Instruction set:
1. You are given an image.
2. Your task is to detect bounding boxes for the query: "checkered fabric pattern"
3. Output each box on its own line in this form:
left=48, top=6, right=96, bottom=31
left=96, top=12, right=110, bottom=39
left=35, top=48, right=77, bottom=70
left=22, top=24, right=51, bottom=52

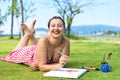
left=1, top=45, right=60, bottom=66
left=1, top=45, right=37, bottom=66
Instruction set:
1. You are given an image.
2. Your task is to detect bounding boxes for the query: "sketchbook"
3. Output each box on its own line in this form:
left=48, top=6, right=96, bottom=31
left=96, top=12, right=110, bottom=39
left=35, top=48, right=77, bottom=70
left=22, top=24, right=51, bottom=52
left=44, top=68, right=87, bottom=79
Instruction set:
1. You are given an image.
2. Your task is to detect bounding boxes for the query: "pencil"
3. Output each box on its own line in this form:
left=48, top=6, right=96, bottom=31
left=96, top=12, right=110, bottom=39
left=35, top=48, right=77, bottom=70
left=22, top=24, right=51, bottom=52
left=58, top=50, right=64, bottom=56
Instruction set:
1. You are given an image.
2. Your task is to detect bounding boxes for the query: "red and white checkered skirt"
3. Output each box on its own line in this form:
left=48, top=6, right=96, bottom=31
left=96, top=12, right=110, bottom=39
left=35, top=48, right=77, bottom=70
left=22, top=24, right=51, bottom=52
left=1, top=45, right=37, bottom=66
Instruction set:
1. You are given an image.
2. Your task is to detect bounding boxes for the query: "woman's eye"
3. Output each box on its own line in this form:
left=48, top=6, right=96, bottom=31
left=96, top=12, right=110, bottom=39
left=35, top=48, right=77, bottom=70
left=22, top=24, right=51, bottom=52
left=58, top=25, right=62, bottom=27
left=59, top=26, right=62, bottom=27
left=51, top=25, right=55, bottom=27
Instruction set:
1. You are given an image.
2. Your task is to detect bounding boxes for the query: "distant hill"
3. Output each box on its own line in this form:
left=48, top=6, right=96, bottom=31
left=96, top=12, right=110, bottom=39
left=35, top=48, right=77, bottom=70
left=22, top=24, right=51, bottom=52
left=71, top=24, right=120, bottom=32
left=35, top=28, right=48, bottom=32
left=1, top=24, right=119, bottom=36
left=71, top=24, right=120, bottom=36
left=34, top=25, right=120, bottom=36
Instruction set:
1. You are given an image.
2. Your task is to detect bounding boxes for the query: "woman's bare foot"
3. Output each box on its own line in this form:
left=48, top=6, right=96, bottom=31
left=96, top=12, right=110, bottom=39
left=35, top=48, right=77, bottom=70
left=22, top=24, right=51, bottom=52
left=21, top=23, right=31, bottom=36
left=30, top=20, right=36, bottom=34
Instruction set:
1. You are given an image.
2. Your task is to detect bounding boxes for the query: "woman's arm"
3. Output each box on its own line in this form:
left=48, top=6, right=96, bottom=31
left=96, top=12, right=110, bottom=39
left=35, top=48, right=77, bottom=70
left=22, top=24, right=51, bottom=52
left=62, top=37, right=70, bottom=56
left=58, top=37, right=70, bottom=66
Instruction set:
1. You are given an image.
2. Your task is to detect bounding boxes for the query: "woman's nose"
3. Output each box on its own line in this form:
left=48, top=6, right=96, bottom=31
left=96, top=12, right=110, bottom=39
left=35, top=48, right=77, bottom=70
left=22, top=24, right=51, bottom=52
left=54, top=26, right=58, bottom=29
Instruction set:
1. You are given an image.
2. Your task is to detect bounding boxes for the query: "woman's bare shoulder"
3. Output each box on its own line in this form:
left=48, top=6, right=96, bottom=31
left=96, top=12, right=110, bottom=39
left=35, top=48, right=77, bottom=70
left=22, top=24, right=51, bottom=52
left=38, top=36, right=48, bottom=41
left=64, top=36, right=70, bottom=43
left=37, top=36, right=48, bottom=44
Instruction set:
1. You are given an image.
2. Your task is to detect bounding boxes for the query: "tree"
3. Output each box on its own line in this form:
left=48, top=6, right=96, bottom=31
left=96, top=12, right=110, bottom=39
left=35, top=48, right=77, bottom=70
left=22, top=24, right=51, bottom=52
left=2, top=0, right=20, bottom=39
left=10, top=0, right=20, bottom=39
left=0, top=0, right=36, bottom=39
left=20, top=0, right=24, bottom=38
left=0, top=2, right=8, bottom=26
left=52, top=0, right=94, bottom=35
left=19, top=0, right=36, bottom=38
left=0, top=10, right=5, bottom=26
left=9, top=0, right=35, bottom=38
left=0, top=0, right=20, bottom=38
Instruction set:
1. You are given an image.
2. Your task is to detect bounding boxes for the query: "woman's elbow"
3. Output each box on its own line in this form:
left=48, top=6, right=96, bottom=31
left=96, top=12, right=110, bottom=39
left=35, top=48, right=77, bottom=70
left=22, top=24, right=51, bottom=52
left=38, top=65, right=49, bottom=72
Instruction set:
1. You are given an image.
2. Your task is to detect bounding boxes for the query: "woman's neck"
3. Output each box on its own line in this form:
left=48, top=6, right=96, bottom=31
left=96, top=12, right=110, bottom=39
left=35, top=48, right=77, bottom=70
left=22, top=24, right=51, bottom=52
left=48, top=36, right=63, bottom=48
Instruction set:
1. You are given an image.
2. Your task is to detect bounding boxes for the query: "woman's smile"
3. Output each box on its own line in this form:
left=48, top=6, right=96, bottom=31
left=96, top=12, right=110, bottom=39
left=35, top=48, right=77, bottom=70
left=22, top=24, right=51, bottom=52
left=52, top=29, right=61, bottom=35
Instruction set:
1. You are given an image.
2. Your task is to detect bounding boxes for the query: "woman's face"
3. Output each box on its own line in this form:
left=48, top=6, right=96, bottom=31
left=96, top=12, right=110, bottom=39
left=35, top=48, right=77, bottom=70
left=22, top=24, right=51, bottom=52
left=48, top=19, right=65, bottom=38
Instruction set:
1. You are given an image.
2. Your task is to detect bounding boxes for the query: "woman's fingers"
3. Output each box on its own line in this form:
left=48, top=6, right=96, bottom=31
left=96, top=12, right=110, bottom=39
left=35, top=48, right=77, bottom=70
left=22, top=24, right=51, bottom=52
left=59, top=55, right=69, bottom=65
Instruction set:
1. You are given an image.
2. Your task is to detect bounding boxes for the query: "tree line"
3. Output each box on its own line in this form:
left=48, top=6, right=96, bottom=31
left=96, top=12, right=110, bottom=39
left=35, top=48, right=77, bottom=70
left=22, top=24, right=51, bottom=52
left=0, top=0, right=97, bottom=39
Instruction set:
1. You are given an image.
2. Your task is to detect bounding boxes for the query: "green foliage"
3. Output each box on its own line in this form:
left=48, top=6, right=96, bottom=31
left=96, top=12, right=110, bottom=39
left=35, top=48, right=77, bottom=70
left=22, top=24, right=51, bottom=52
left=0, top=9, right=7, bottom=26
left=65, top=34, right=79, bottom=40
left=0, top=36, right=120, bottom=80
left=117, top=31, right=120, bottom=36
left=67, top=17, right=72, bottom=25
left=53, top=0, right=94, bottom=35
left=65, top=34, right=88, bottom=40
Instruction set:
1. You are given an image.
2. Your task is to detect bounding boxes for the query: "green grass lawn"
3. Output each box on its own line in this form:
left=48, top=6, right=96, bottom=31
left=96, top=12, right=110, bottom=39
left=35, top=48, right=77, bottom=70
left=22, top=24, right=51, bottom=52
left=0, top=36, right=120, bottom=80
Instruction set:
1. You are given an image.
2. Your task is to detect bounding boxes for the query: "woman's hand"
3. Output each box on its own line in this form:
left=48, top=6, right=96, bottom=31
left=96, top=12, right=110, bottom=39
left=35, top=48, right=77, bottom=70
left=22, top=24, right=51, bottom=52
left=59, top=55, right=69, bottom=66
left=29, top=63, right=39, bottom=71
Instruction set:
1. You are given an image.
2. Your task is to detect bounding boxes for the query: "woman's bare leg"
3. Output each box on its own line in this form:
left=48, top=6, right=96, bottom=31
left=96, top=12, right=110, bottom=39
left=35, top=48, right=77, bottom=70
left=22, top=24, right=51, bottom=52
left=29, top=20, right=37, bottom=45
left=30, top=20, right=36, bottom=34
left=29, top=20, right=39, bottom=70
left=14, top=24, right=31, bottom=50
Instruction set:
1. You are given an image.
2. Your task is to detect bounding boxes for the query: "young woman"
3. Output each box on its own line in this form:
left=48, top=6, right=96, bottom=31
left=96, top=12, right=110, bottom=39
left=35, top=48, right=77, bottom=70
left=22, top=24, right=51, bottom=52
left=1, top=16, right=70, bottom=72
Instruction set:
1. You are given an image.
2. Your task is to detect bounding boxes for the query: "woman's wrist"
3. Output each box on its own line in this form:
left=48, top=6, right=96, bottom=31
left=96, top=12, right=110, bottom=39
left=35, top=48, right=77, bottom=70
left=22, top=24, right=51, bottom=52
left=58, top=63, right=65, bottom=68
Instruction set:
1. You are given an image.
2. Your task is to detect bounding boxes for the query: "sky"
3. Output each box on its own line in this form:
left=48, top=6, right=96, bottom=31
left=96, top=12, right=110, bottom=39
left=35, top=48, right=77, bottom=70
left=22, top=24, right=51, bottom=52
left=0, top=0, right=120, bottom=34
